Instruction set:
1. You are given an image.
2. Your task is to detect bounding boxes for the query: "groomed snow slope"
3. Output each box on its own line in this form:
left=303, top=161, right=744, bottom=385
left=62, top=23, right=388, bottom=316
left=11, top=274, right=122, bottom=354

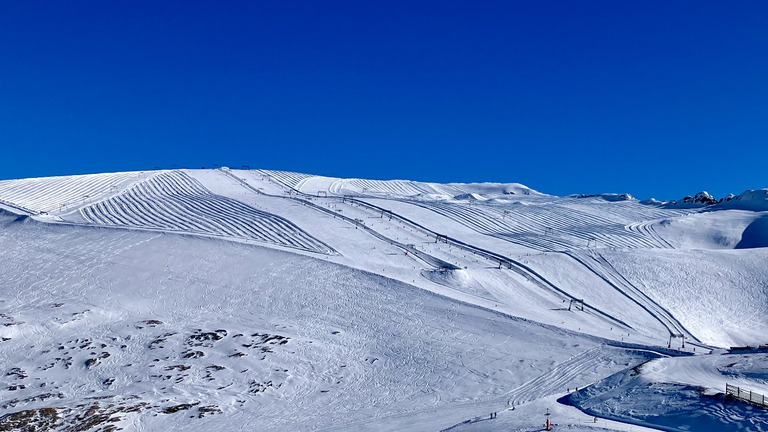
left=600, top=248, right=768, bottom=347
left=0, top=171, right=140, bottom=213
left=0, top=213, right=649, bottom=431
left=79, top=170, right=334, bottom=254
left=0, top=168, right=767, bottom=431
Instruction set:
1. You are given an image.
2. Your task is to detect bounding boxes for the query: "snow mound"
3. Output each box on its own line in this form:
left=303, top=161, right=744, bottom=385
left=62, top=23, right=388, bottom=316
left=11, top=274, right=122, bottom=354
left=452, top=193, right=487, bottom=201
left=447, top=182, right=544, bottom=197
left=649, top=210, right=761, bottom=250
left=420, top=268, right=490, bottom=298
left=640, top=198, right=662, bottom=205
left=735, top=215, right=768, bottom=249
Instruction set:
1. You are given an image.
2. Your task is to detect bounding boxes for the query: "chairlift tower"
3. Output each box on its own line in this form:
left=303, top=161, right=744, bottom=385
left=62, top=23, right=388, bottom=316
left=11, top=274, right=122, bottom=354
left=668, top=333, right=686, bottom=349
left=568, top=299, right=584, bottom=311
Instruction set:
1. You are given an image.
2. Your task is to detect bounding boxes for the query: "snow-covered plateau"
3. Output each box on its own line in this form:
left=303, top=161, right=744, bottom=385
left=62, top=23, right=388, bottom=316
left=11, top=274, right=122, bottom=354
left=0, top=168, right=766, bottom=431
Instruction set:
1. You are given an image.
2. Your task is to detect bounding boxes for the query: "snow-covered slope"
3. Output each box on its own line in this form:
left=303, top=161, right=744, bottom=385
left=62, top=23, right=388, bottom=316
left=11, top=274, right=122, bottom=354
left=720, top=189, right=768, bottom=211
left=0, top=171, right=140, bottom=213
left=0, top=168, right=766, bottom=431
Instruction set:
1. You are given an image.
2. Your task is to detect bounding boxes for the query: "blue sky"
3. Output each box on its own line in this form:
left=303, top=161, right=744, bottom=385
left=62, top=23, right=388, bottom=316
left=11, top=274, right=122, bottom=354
left=1, top=1, right=766, bottom=199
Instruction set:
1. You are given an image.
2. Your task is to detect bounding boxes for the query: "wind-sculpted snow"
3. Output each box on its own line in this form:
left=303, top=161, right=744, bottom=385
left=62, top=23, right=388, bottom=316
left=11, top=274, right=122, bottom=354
left=79, top=171, right=334, bottom=254
left=0, top=171, right=137, bottom=213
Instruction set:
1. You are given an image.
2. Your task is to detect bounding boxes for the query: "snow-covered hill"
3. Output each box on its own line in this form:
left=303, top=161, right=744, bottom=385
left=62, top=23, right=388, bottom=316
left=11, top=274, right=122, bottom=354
left=0, top=168, right=766, bottom=431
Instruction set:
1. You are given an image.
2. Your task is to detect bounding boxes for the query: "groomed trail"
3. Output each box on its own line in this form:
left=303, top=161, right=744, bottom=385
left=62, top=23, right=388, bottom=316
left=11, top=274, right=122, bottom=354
left=79, top=170, right=335, bottom=254
left=0, top=171, right=139, bottom=213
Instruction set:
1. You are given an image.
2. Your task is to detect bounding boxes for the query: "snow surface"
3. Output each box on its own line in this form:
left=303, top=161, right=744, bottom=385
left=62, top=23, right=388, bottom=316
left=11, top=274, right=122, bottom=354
left=0, top=168, right=766, bottom=431
left=720, top=189, right=768, bottom=211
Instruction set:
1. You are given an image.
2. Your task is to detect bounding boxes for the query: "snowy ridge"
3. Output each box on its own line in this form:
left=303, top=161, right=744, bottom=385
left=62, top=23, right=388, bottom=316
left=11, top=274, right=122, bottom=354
left=719, top=189, right=768, bottom=211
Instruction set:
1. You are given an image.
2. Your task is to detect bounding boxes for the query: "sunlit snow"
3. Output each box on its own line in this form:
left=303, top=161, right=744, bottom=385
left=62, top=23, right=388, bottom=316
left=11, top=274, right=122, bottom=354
left=0, top=168, right=766, bottom=431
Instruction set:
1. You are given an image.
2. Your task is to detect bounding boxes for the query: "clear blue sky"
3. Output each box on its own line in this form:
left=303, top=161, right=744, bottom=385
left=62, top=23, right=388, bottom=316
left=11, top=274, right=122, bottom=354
left=1, top=1, right=766, bottom=199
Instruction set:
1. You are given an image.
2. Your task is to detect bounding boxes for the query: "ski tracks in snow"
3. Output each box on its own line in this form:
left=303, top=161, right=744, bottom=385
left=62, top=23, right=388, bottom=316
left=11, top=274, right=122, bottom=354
left=506, top=347, right=601, bottom=405
left=565, top=250, right=698, bottom=343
